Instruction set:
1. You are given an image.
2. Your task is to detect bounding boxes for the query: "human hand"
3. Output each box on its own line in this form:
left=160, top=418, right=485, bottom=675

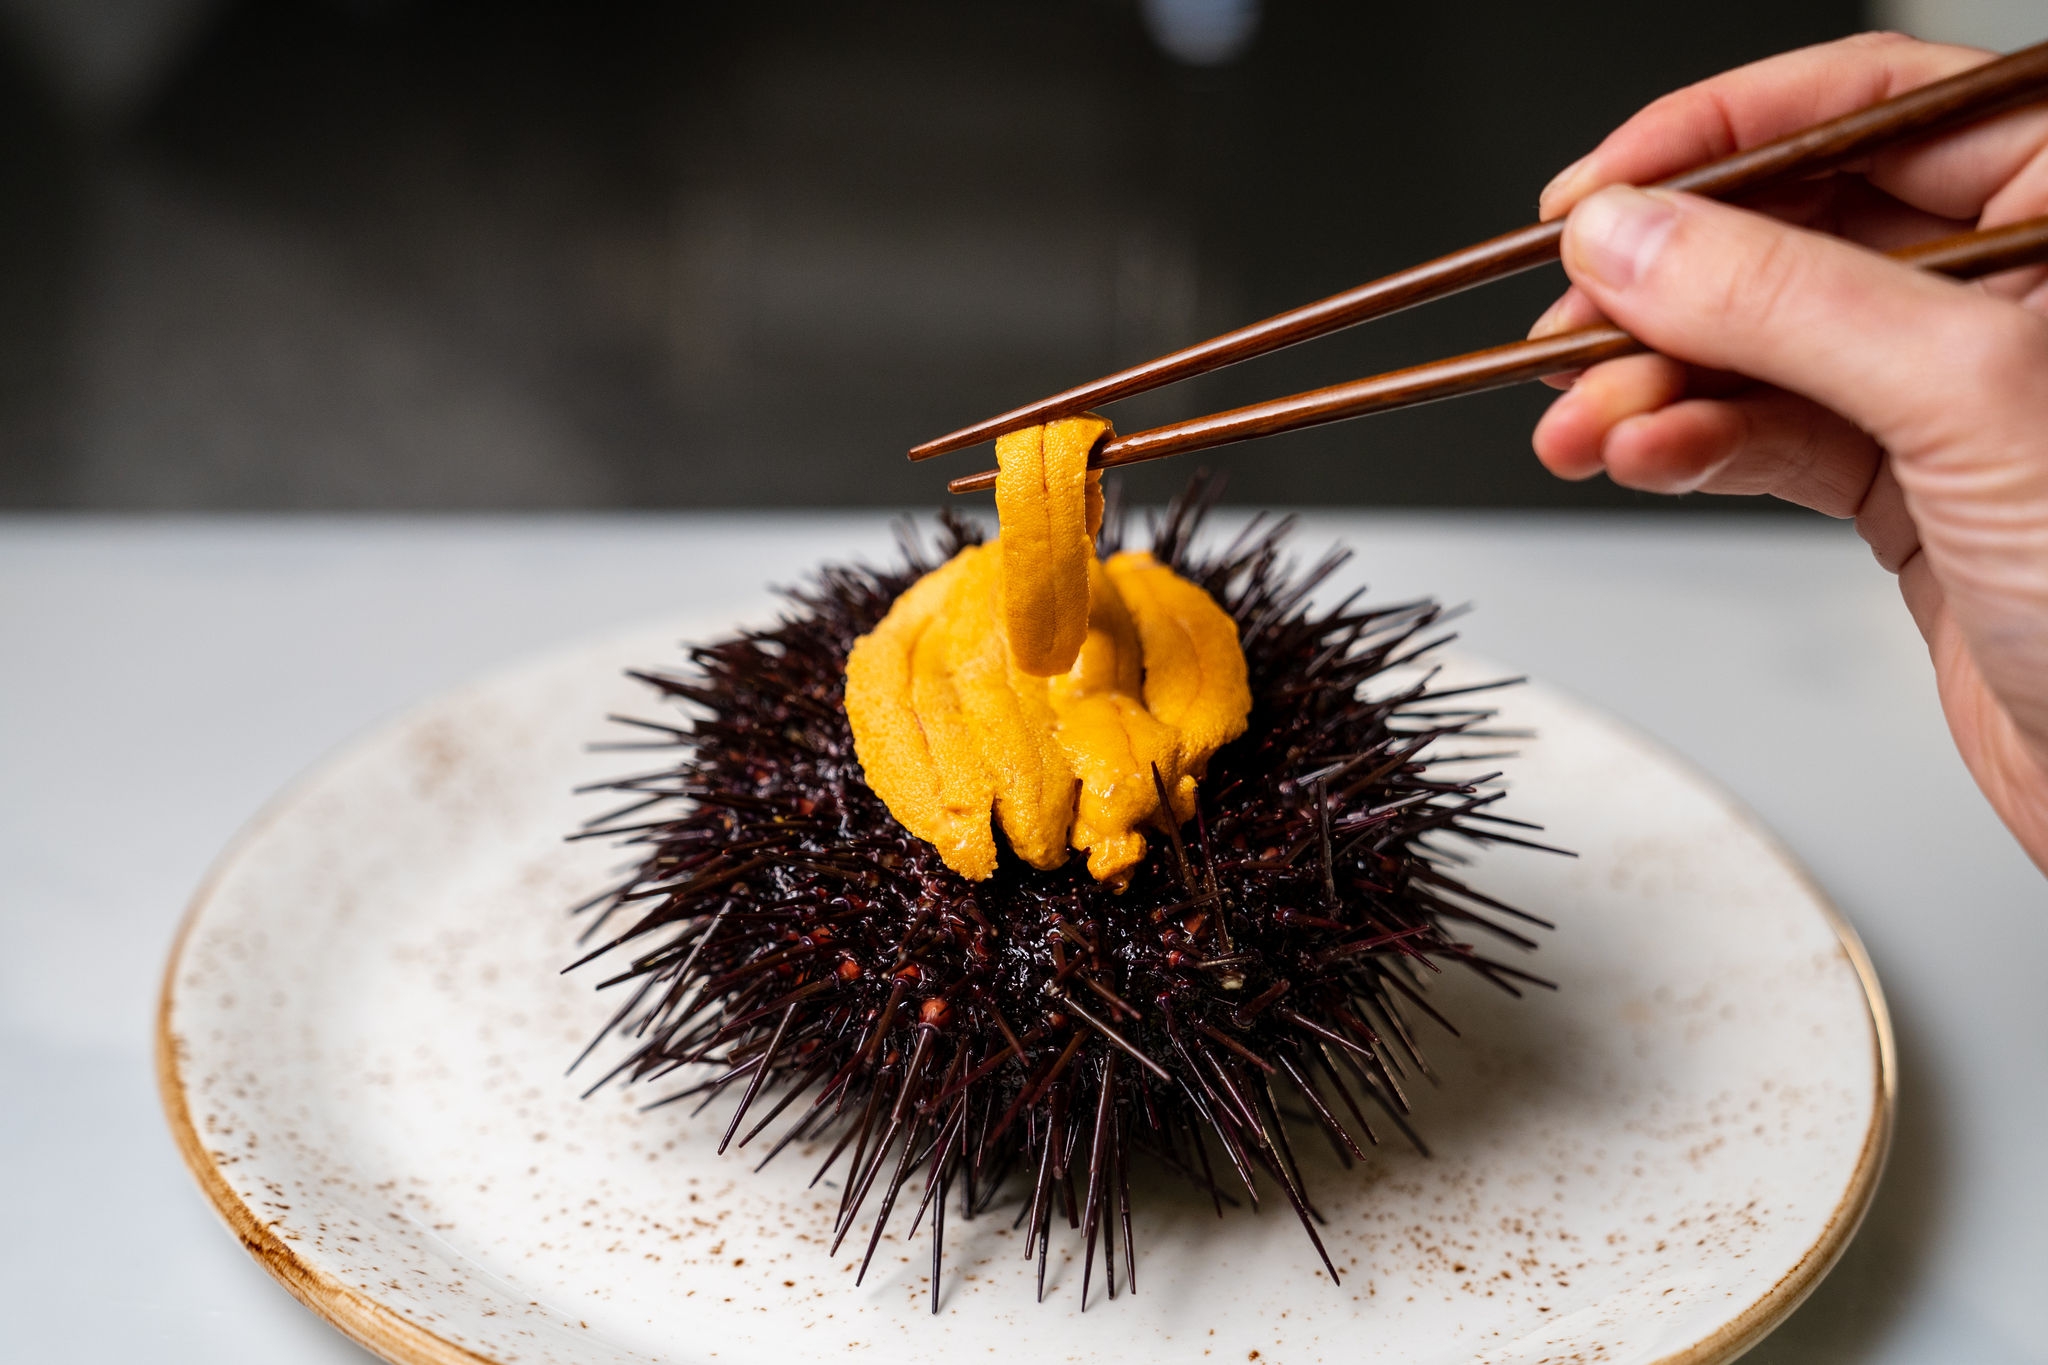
left=1527, top=32, right=2048, bottom=873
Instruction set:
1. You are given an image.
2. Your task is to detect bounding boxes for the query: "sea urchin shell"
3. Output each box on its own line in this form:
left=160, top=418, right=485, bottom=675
left=567, top=477, right=1556, bottom=1310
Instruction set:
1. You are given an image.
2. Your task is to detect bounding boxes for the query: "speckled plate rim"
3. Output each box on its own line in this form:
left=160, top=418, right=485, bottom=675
left=155, top=645, right=1896, bottom=1365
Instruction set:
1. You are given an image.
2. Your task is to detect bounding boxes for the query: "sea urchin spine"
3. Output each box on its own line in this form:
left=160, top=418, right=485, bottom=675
left=567, top=477, right=1558, bottom=1310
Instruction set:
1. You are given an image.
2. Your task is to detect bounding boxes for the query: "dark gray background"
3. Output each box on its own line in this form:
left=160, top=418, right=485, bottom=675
left=0, top=0, right=1873, bottom=510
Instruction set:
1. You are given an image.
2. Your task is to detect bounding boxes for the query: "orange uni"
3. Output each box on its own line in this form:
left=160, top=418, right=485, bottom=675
left=845, top=419, right=1249, bottom=885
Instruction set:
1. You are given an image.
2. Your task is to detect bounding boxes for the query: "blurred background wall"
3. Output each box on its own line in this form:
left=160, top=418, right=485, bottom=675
left=0, top=0, right=2034, bottom=511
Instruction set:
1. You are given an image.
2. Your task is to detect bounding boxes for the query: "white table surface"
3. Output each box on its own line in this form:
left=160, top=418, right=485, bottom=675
left=2, top=512, right=2042, bottom=1364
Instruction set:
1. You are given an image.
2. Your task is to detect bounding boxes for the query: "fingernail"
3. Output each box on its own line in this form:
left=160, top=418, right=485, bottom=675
left=1564, top=185, right=1680, bottom=292
left=1539, top=154, right=1592, bottom=216
left=1528, top=294, right=1573, bottom=338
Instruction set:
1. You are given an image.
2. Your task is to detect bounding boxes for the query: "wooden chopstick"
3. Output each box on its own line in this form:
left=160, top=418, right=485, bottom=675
left=944, top=214, right=2048, bottom=493
left=912, top=38, right=2048, bottom=466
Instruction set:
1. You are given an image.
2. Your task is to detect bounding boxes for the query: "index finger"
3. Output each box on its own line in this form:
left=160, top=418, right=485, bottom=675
left=1540, top=33, right=2048, bottom=225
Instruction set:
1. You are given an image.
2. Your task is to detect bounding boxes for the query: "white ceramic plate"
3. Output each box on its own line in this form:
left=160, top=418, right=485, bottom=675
left=158, top=619, right=1891, bottom=1365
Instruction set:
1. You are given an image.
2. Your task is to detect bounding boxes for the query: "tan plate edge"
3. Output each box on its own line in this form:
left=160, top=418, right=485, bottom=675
left=1647, top=846, right=1898, bottom=1365
left=156, top=802, right=493, bottom=1365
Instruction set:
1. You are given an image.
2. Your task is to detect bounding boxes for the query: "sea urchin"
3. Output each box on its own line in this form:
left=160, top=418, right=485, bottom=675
left=566, top=478, right=1555, bottom=1310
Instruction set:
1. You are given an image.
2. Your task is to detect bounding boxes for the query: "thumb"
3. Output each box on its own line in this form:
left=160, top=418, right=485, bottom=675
left=1559, top=186, right=2047, bottom=460
left=1560, top=184, right=2048, bottom=741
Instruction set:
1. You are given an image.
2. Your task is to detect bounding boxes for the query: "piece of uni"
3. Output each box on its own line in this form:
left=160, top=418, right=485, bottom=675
left=1104, top=549, right=1251, bottom=771
left=936, top=543, right=1074, bottom=871
left=1044, top=559, right=1185, bottom=883
left=995, top=415, right=1107, bottom=677
left=844, top=421, right=1252, bottom=883
left=843, top=550, right=999, bottom=879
